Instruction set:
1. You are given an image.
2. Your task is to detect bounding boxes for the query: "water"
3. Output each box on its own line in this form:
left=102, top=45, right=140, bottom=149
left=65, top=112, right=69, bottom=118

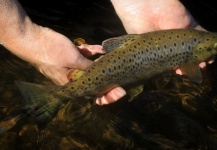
left=1, top=0, right=217, bottom=149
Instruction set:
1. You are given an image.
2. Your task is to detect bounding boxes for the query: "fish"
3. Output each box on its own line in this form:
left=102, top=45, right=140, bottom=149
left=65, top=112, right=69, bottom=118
left=1, top=28, right=217, bottom=132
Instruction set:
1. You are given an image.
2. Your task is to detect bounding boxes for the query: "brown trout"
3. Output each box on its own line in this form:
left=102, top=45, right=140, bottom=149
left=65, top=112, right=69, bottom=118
left=2, top=28, right=217, bottom=129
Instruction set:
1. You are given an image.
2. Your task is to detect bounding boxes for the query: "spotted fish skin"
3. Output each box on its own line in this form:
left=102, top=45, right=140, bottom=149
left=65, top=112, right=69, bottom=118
left=11, top=29, right=217, bottom=127
left=62, top=29, right=217, bottom=97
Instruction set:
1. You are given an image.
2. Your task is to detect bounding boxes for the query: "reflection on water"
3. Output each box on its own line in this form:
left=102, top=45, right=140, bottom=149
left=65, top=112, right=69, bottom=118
left=1, top=0, right=217, bottom=149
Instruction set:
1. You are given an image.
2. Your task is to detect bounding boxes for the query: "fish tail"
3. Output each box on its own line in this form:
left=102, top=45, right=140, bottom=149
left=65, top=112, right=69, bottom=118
left=0, top=81, right=68, bottom=133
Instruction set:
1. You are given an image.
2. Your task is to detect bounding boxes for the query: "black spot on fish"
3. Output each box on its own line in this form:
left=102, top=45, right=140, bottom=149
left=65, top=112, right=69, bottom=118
left=148, top=42, right=151, bottom=45
left=170, top=48, right=173, bottom=52
left=102, top=70, right=105, bottom=73
left=108, top=68, right=112, bottom=72
left=174, top=43, right=177, bottom=47
left=194, top=38, right=197, bottom=42
left=181, top=42, right=185, bottom=46
left=88, top=78, right=91, bottom=81
left=164, top=45, right=167, bottom=49
left=134, top=45, right=137, bottom=49
left=96, top=77, right=99, bottom=80
left=188, top=45, right=191, bottom=50
left=143, top=39, right=146, bottom=43
left=154, top=53, right=157, bottom=57
left=169, top=37, right=172, bottom=40
left=177, top=35, right=180, bottom=38
left=206, top=38, right=210, bottom=41
left=71, top=86, right=74, bottom=90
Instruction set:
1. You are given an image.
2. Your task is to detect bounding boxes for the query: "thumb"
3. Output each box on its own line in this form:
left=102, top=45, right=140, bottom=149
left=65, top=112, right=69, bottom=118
left=71, top=55, right=93, bottom=70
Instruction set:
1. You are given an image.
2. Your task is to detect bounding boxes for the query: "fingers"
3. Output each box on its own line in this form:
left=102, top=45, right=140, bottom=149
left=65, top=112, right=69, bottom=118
left=77, top=44, right=105, bottom=57
left=95, top=87, right=126, bottom=105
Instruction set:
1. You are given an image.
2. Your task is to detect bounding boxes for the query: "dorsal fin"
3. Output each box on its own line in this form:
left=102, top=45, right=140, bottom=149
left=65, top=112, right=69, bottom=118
left=102, top=34, right=138, bottom=52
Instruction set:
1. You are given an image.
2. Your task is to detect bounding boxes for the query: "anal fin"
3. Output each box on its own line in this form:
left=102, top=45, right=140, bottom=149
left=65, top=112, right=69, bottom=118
left=179, top=62, right=202, bottom=84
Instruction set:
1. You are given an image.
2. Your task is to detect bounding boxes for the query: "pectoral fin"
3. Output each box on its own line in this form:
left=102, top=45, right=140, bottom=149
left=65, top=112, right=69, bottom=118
left=179, top=62, right=202, bottom=84
left=127, top=84, right=144, bottom=102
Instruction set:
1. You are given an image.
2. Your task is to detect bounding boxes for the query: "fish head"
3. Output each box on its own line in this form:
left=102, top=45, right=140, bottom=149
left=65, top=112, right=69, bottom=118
left=192, top=35, right=217, bottom=64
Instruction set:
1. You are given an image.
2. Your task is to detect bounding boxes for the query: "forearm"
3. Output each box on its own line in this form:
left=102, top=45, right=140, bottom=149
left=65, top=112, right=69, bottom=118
left=0, top=0, right=40, bottom=63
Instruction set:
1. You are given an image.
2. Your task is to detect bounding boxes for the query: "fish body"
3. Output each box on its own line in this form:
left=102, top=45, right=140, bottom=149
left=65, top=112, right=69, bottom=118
left=2, top=29, right=217, bottom=129
left=63, top=29, right=217, bottom=97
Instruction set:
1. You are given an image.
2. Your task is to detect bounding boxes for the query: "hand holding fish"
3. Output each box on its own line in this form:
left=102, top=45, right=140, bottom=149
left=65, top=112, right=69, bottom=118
left=97, top=0, right=207, bottom=105
left=0, top=0, right=210, bottom=107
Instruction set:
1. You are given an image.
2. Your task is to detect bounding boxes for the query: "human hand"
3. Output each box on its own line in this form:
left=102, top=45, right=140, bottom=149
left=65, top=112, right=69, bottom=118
left=111, top=0, right=205, bottom=34
left=0, top=0, right=96, bottom=85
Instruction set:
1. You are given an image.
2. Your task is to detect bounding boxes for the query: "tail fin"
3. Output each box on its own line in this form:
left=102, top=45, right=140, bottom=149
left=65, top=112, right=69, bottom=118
left=0, top=81, right=67, bottom=133
left=15, top=81, right=68, bottom=124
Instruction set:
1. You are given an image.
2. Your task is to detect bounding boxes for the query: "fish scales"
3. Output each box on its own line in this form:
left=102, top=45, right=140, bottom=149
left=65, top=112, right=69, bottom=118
left=62, top=29, right=214, bottom=97
left=2, top=28, right=217, bottom=130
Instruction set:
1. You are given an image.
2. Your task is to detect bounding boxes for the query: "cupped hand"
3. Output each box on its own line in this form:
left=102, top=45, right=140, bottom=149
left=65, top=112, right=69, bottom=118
left=111, top=0, right=205, bottom=34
